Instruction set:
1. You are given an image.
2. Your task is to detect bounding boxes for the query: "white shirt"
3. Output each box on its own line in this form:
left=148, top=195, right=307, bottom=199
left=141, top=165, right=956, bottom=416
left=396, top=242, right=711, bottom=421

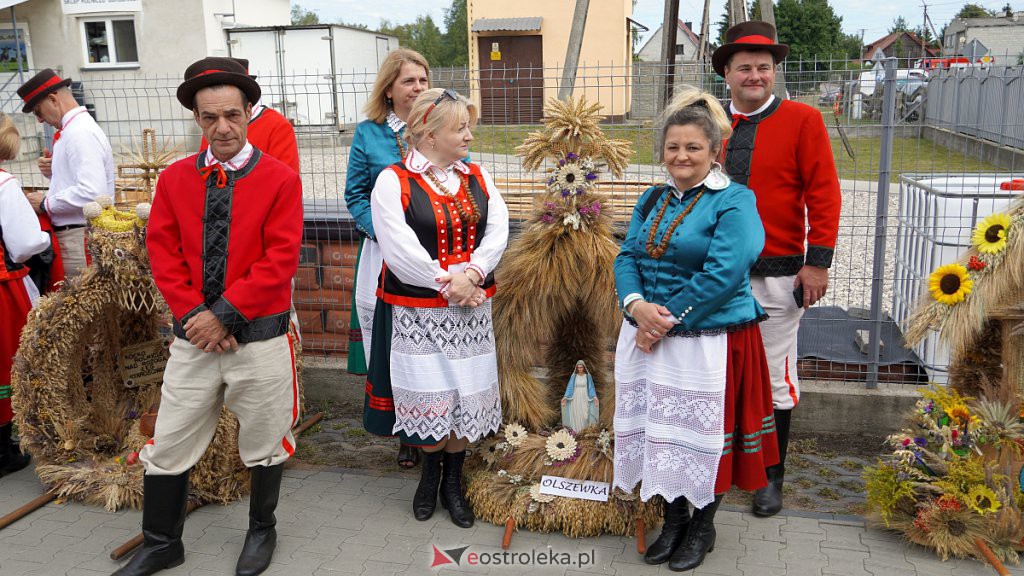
left=204, top=141, right=255, bottom=169
left=370, top=146, right=509, bottom=292
left=1, top=172, right=50, bottom=303
left=45, top=106, right=116, bottom=227
left=729, top=94, right=776, bottom=117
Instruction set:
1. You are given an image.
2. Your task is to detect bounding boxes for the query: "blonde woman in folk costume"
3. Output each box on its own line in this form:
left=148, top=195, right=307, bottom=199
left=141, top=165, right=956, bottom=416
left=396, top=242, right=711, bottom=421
left=613, top=89, right=778, bottom=572
left=345, top=48, right=430, bottom=469
left=364, top=88, right=508, bottom=528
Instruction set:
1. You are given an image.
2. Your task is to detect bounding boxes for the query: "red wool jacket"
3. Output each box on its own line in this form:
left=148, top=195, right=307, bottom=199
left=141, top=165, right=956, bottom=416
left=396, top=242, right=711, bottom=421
left=147, top=150, right=303, bottom=342
left=723, top=99, right=842, bottom=276
left=200, top=106, right=300, bottom=174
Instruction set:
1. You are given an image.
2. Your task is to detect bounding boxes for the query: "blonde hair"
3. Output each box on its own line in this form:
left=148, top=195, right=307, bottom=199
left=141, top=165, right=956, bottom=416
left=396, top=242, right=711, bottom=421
left=0, top=114, right=20, bottom=161
left=364, top=48, right=431, bottom=123
left=656, top=87, right=732, bottom=161
left=404, top=88, right=477, bottom=148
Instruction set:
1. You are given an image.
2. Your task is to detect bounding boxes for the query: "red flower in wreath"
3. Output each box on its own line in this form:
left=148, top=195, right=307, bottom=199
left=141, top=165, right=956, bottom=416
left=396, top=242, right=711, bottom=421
left=967, top=256, right=986, bottom=271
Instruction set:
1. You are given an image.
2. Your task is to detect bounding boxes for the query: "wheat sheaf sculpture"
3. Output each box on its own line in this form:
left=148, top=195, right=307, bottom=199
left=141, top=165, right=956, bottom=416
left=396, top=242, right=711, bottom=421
left=12, top=197, right=257, bottom=510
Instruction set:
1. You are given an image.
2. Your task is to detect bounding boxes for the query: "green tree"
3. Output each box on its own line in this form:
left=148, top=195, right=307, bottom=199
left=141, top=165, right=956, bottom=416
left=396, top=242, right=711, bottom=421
left=440, top=0, right=468, bottom=67
left=889, top=16, right=910, bottom=34
left=715, top=7, right=730, bottom=44
left=954, top=3, right=995, bottom=19
left=290, top=3, right=319, bottom=25
left=774, top=0, right=860, bottom=63
left=381, top=15, right=445, bottom=66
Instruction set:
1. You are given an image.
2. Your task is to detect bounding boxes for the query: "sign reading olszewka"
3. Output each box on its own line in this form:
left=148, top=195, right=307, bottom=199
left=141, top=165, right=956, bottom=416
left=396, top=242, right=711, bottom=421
left=538, top=475, right=610, bottom=502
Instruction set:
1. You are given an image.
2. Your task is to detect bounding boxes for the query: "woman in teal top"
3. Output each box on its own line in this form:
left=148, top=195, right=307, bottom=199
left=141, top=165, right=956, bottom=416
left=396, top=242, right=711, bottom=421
left=612, top=90, right=779, bottom=572
left=344, top=48, right=429, bottom=468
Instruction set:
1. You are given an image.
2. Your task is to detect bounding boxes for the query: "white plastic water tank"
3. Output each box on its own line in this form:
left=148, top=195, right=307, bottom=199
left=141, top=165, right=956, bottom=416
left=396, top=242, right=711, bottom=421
left=892, top=173, right=1020, bottom=383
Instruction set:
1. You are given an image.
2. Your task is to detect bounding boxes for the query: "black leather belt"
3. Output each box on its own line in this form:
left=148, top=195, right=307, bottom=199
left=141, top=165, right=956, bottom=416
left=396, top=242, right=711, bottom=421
left=52, top=224, right=85, bottom=232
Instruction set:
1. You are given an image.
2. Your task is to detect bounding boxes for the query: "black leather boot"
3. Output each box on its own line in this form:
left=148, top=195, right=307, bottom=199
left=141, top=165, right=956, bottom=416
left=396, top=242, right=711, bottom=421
left=668, top=495, right=722, bottom=572
left=439, top=450, right=474, bottom=528
left=644, top=497, right=690, bottom=565
left=0, top=422, right=30, bottom=476
left=753, top=408, right=792, bottom=517
left=112, top=472, right=189, bottom=576
left=235, top=463, right=284, bottom=576
left=413, top=450, right=443, bottom=521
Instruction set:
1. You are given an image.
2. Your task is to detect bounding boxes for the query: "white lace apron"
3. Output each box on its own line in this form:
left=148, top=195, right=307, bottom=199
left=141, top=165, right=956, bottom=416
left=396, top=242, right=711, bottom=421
left=613, top=320, right=727, bottom=508
left=389, top=300, right=502, bottom=442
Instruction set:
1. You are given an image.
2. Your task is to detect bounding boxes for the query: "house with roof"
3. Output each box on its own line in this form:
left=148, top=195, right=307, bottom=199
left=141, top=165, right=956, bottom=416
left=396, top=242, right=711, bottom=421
left=637, top=20, right=703, bottom=63
left=943, top=12, right=1024, bottom=64
left=862, top=30, right=938, bottom=67
left=466, top=1, right=635, bottom=123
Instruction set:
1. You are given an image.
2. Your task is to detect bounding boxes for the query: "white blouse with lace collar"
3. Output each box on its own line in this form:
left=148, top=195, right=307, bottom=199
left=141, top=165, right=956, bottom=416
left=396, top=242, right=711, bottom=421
left=386, top=110, right=406, bottom=134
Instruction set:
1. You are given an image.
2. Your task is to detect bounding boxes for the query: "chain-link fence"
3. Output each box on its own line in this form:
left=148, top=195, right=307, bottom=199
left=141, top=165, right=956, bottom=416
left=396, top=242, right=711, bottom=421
left=2, top=58, right=1020, bottom=386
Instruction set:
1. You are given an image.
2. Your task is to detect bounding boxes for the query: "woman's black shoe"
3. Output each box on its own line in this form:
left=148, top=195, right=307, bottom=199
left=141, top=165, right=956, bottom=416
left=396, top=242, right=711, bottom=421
left=668, top=495, right=722, bottom=572
left=413, top=450, right=443, bottom=520
left=644, top=496, right=690, bottom=564
left=439, top=450, right=474, bottom=528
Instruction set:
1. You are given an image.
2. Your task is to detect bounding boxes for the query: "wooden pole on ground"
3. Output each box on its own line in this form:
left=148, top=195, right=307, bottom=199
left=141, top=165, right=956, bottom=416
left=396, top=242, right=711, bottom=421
left=502, top=516, right=516, bottom=549
left=974, top=537, right=1011, bottom=576
left=636, top=518, right=647, bottom=553
left=0, top=490, right=56, bottom=531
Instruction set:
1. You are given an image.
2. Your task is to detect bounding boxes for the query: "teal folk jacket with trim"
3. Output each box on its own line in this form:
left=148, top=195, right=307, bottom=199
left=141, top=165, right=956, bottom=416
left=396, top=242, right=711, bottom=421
left=614, top=181, right=766, bottom=334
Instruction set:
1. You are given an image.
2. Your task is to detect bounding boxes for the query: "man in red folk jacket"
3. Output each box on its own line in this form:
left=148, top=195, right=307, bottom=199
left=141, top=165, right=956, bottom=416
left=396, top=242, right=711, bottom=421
left=713, top=22, right=842, bottom=518
left=114, top=57, right=302, bottom=576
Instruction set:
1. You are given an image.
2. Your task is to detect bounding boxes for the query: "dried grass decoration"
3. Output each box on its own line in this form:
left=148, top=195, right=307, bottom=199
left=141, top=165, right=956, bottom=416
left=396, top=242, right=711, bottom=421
left=468, top=96, right=658, bottom=539
left=11, top=195, right=303, bottom=511
left=871, top=189, right=1024, bottom=562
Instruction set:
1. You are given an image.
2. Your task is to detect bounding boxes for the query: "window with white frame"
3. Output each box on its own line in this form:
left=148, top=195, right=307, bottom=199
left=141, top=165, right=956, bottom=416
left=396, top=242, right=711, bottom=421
left=81, top=17, right=138, bottom=66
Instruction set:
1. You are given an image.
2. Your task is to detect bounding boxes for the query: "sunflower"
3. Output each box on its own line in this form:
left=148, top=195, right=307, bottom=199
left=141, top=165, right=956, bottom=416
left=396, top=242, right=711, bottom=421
left=907, top=503, right=988, bottom=561
left=481, top=439, right=501, bottom=465
left=547, top=161, right=595, bottom=197
left=545, top=429, right=578, bottom=461
left=972, top=213, right=1011, bottom=255
left=967, top=485, right=1002, bottom=514
left=504, top=423, right=528, bottom=447
left=529, top=483, right=555, bottom=503
left=928, top=263, right=973, bottom=305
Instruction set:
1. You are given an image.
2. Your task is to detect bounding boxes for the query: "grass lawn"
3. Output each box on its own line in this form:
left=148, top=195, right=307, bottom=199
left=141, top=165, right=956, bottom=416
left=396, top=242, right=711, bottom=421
left=472, top=124, right=1002, bottom=183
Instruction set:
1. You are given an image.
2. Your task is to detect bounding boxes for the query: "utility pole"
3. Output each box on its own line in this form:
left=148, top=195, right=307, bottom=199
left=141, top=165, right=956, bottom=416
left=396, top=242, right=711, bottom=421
left=658, top=0, right=681, bottom=110
left=920, top=1, right=928, bottom=60
left=728, top=0, right=746, bottom=26
left=558, top=0, right=590, bottom=99
left=759, top=0, right=787, bottom=99
left=697, top=0, right=711, bottom=63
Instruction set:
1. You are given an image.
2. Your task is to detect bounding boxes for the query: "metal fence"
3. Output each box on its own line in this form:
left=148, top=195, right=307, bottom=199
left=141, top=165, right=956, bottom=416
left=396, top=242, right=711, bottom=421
left=3, top=57, right=1021, bottom=387
left=926, top=65, right=1024, bottom=149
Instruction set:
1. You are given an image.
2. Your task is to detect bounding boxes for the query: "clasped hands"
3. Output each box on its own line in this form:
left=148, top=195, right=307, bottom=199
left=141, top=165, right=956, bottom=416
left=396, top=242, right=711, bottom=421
left=437, top=269, right=486, bottom=308
left=184, top=310, right=238, bottom=354
left=628, top=301, right=675, bottom=354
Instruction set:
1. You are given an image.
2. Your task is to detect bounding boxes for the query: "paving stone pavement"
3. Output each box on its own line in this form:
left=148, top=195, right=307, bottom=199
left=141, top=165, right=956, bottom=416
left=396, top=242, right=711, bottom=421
left=2, top=465, right=1023, bottom=576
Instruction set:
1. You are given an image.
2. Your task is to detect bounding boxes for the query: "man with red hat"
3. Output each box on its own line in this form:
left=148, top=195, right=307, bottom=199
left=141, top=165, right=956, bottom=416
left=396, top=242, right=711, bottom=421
left=712, top=21, right=842, bottom=518
left=198, top=58, right=299, bottom=174
left=17, top=69, right=115, bottom=279
left=112, top=57, right=302, bottom=576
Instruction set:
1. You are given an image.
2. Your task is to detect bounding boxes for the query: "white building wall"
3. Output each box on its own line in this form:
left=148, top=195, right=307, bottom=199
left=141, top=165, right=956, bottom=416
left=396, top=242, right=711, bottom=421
left=963, top=27, right=1024, bottom=62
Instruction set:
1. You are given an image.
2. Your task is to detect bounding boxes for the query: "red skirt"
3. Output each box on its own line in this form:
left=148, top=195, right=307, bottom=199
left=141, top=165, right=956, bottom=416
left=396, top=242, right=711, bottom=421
left=0, top=278, right=32, bottom=425
left=714, top=323, right=780, bottom=494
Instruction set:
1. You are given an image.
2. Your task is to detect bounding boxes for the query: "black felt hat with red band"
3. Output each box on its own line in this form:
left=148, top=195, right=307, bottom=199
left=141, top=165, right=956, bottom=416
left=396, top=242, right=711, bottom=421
left=17, top=69, right=73, bottom=113
left=176, top=57, right=261, bottom=110
left=711, top=21, right=790, bottom=77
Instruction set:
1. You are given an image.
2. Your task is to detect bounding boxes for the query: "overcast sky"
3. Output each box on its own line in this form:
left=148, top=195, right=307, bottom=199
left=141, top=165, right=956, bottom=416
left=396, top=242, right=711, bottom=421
left=296, top=0, right=1014, bottom=46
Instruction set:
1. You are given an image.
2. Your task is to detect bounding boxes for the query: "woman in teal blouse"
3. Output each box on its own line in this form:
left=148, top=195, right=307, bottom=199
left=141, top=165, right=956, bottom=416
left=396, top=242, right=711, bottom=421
left=345, top=48, right=429, bottom=468
left=612, top=90, right=779, bottom=572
